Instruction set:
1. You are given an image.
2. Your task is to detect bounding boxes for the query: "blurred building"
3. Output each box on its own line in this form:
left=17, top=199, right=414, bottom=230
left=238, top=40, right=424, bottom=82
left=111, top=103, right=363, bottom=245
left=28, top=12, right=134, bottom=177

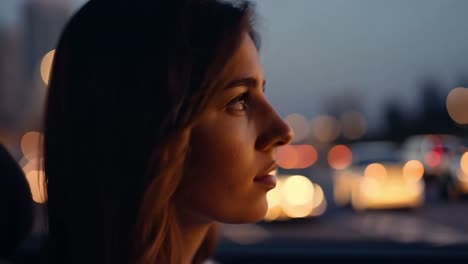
left=20, top=0, right=71, bottom=128
left=0, top=27, right=22, bottom=130
left=23, top=0, right=70, bottom=81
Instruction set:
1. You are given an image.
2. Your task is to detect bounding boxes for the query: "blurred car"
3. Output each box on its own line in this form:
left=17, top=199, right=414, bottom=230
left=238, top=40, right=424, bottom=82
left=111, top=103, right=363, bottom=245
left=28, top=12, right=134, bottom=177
left=264, top=173, right=327, bottom=221
left=333, top=141, right=425, bottom=210
left=443, top=151, right=468, bottom=200
left=402, top=134, right=461, bottom=183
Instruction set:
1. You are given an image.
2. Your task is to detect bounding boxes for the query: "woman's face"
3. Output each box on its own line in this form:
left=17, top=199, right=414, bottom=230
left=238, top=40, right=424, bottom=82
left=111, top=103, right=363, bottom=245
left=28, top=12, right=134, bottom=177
left=177, top=33, right=293, bottom=224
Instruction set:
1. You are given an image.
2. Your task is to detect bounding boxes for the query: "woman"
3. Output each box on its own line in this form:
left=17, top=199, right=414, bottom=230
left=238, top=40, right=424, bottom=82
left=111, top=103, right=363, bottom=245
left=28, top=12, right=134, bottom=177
left=43, top=0, right=293, bottom=263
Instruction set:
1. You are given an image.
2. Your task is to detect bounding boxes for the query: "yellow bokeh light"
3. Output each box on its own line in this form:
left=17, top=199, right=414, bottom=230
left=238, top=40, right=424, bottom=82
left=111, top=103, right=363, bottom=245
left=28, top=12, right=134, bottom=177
left=25, top=170, right=47, bottom=204
left=311, top=184, right=324, bottom=209
left=264, top=206, right=282, bottom=222
left=40, top=49, right=55, bottom=86
left=266, top=181, right=282, bottom=208
left=282, top=175, right=314, bottom=206
left=460, top=152, right=468, bottom=176
left=446, top=87, right=468, bottom=124
left=364, top=163, right=387, bottom=179
left=360, top=177, right=380, bottom=198
left=310, top=184, right=327, bottom=217
left=333, top=175, right=353, bottom=206
left=282, top=204, right=313, bottom=218
left=21, top=131, right=43, bottom=161
left=403, top=160, right=424, bottom=182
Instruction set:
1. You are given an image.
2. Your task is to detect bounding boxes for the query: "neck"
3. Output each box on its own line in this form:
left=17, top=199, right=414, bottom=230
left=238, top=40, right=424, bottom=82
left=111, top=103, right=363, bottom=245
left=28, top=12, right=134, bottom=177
left=177, top=211, right=214, bottom=264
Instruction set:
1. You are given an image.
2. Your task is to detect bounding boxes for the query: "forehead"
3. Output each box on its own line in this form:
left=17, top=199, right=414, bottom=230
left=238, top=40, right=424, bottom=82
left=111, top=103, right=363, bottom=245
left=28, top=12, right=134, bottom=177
left=226, top=33, right=263, bottom=80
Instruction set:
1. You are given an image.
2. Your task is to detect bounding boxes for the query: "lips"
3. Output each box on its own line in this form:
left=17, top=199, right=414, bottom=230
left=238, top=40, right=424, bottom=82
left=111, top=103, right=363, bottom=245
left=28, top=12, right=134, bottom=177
left=253, top=162, right=278, bottom=189
left=253, top=174, right=277, bottom=188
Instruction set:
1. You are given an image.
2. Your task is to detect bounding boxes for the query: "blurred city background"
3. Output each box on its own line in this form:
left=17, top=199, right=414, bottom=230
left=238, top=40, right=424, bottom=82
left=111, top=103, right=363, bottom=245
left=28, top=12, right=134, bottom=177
left=1, top=0, right=468, bottom=262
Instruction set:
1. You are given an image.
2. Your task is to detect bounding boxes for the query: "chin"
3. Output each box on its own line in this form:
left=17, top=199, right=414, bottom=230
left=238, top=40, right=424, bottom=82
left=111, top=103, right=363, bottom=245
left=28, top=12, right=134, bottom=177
left=219, top=197, right=268, bottom=224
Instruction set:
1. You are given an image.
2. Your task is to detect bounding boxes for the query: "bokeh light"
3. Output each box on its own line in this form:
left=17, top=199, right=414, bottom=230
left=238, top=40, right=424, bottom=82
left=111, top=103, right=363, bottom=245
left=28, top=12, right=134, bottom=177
left=265, top=180, right=283, bottom=222
left=403, top=160, right=424, bottom=182
left=425, top=151, right=441, bottom=168
left=40, top=49, right=55, bottom=86
left=360, top=177, right=380, bottom=198
left=276, top=145, right=299, bottom=169
left=460, top=152, right=468, bottom=176
left=327, top=144, right=352, bottom=169
left=263, top=206, right=282, bottom=222
left=295, top=144, right=318, bottom=168
left=310, top=184, right=327, bottom=217
left=22, top=157, right=42, bottom=175
left=284, top=113, right=309, bottom=143
left=21, top=131, right=43, bottom=161
left=446, top=87, right=468, bottom=124
left=276, top=144, right=318, bottom=169
left=25, top=170, right=47, bottom=204
left=265, top=176, right=327, bottom=221
left=282, top=204, right=312, bottom=219
left=282, top=175, right=314, bottom=206
left=266, top=180, right=282, bottom=208
left=281, top=176, right=320, bottom=219
left=311, top=115, right=341, bottom=144
left=364, top=163, right=387, bottom=180
left=340, top=111, right=367, bottom=140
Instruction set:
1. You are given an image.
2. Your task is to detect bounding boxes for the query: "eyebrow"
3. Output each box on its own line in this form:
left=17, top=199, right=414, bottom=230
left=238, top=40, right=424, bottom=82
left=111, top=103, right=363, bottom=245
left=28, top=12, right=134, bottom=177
left=224, top=77, right=266, bottom=92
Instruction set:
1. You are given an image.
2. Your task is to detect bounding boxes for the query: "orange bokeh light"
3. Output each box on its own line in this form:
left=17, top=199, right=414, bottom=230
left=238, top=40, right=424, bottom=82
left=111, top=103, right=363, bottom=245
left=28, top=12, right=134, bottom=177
left=364, top=163, right=387, bottom=179
left=276, top=145, right=299, bottom=169
left=40, top=50, right=55, bottom=86
left=461, top=152, right=468, bottom=175
left=295, top=145, right=318, bottom=168
left=403, top=160, right=424, bottom=182
left=276, top=144, right=318, bottom=169
left=21, top=131, right=43, bottom=161
left=327, top=145, right=352, bottom=170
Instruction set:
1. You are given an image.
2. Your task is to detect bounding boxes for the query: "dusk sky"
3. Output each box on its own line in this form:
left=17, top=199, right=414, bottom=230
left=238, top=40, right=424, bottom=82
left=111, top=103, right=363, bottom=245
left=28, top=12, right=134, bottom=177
left=2, top=0, right=468, bottom=130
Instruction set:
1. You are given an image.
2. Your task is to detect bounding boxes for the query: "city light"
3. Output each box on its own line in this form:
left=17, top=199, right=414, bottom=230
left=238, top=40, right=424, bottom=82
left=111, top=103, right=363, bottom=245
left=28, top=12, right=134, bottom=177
left=364, top=163, right=387, bottom=180
left=281, top=176, right=321, bottom=218
left=284, top=113, right=309, bottom=143
left=403, top=160, right=424, bottom=182
left=282, top=175, right=314, bottom=206
left=265, top=180, right=283, bottom=222
left=328, top=144, right=352, bottom=169
left=21, top=131, right=43, bottom=161
left=311, top=115, right=341, bottom=144
left=25, top=169, right=47, bottom=204
left=276, top=145, right=299, bottom=169
left=446, top=87, right=468, bottom=124
left=265, top=175, right=327, bottom=221
left=40, top=49, right=56, bottom=86
left=460, top=152, right=468, bottom=176
left=276, top=144, right=318, bottom=169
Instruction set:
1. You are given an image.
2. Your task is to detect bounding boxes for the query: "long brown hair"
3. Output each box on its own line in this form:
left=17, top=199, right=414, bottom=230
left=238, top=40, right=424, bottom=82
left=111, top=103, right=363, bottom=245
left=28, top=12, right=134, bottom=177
left=43, top=0, right=259, bottom=263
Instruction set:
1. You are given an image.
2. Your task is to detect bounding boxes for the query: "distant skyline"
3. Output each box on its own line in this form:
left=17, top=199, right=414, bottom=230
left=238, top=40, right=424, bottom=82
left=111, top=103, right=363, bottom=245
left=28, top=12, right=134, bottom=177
left=2, top=0, right=468, bottom=131
left=254, top=0, right=468, bottom=130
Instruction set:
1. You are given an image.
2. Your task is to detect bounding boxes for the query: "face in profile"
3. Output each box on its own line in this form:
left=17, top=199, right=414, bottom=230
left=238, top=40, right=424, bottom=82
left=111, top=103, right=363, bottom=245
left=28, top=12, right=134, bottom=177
left=176, top=32, right=293, bottom=224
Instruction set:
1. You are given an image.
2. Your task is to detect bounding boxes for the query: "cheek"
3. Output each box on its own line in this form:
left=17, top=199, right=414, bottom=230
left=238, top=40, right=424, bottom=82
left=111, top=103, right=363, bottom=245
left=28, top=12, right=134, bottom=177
left=178, top=119, right=268, bottom=223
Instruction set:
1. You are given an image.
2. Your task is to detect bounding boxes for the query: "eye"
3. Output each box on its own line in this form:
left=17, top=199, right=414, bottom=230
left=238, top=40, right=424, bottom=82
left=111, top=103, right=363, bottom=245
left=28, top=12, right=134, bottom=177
left=227, top=91, right=251, bottom=112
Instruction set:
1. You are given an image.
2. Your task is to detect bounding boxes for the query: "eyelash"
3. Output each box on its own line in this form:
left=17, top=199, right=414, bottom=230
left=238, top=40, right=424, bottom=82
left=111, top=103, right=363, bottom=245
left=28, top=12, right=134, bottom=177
left=228, top=91, right=251, bottom=112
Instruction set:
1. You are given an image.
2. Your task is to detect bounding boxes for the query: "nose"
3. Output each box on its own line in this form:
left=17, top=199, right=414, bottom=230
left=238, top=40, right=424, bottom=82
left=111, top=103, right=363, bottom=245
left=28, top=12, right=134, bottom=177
left=255, top=105, right=294, bottom=152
